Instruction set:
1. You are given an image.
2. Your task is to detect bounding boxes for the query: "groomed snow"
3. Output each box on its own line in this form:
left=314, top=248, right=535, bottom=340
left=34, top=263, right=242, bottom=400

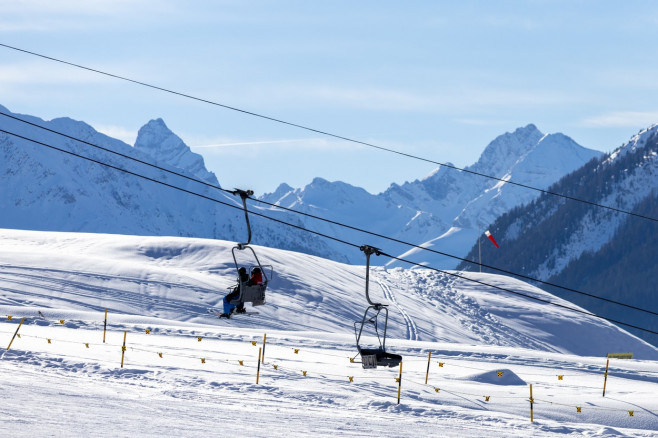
left=1, top=229, right=657, bottom=437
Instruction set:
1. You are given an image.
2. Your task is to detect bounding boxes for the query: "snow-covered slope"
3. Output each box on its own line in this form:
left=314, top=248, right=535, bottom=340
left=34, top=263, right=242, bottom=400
left=1, top=228, right=654, bottom=358
left=459, top=124, right=658, bottom=347
left=2, top=229, right=658, bottom=437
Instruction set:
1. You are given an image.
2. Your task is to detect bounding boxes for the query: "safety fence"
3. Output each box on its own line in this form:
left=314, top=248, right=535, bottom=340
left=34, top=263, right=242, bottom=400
left=2, top=311, right=657, bottom=424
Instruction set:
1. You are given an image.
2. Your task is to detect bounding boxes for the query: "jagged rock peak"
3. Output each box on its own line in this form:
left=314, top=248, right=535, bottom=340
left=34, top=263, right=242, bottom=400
left=134, top=118, right=219, bottom=185
left=134, top=118, right=184, bottom=153
left=471, top=124, right=545, bottom=175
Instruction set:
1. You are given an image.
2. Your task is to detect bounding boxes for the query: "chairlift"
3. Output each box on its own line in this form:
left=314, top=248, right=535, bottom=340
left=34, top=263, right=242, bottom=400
left=228, top=189, right=272, bottom=308
left=353, top=245, right=402, bottom=369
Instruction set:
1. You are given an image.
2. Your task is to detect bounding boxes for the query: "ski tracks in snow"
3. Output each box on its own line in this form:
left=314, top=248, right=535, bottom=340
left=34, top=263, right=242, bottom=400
left=376, top=276, right=419, bottom=342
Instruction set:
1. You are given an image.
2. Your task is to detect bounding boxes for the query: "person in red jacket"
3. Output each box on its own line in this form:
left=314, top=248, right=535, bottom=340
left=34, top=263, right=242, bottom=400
left=249, top=267, right=263, bottom=285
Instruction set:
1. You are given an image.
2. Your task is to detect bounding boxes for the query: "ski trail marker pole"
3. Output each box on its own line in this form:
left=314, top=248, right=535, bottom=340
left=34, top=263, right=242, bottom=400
left=256, top=347, right=262, bottom=384
left=120, top=330, right=127, bottom=368
left=6, top=317, right=25, bottom=350
left=397, top=361, right=403, bottom=405
left=103, top=309, right=108, bottom=343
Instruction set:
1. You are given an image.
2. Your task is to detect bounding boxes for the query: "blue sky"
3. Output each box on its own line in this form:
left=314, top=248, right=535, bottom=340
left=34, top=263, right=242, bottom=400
left=2, top=1, right=658, bottom=194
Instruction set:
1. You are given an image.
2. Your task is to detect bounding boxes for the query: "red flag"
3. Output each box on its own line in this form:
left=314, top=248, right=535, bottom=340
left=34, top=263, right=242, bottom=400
left=485, top=230, right=499, bottom=248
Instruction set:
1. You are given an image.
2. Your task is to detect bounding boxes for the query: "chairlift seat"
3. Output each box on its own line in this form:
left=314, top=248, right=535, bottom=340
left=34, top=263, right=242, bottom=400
left=358, top=347, right=402, bottom=369
left=229, top=283, right=267, bottom=307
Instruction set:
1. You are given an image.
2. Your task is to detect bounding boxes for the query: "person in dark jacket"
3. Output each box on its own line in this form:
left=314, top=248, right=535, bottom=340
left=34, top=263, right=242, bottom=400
left=220, top=267, right=248, bottom=317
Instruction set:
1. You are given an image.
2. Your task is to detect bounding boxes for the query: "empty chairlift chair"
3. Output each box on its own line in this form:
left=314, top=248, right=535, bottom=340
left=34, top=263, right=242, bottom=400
left=353, top=245, right=402, bottom=369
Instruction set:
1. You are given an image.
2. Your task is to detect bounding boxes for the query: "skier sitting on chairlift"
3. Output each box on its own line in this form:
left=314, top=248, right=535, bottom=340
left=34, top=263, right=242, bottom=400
left=249, top=267, right=263, bottom=285
left=220, top=267, right=249, bottom=317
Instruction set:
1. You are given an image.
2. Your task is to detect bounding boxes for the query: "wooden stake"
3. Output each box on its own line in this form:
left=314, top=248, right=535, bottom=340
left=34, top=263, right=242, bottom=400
left=603, top=359, right=610, bottom=397
left=120, top=330, right=127, bottom=368
left=425, top=351, right=432, bottom=385
left=529, top=384, right=534, bottom=422
left=261, top=333, right=267, bottom=364
left=256, top=347, right=262, bottom=384
left=397, top=361, right=403, bottom=405
left=6, top=317, right=25, bottom=350
left=103, top=309, right=108, bottom=343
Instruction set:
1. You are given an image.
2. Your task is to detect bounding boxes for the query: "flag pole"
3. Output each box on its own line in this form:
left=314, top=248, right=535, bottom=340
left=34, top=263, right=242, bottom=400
left=478, top=224, right=482, bottom=272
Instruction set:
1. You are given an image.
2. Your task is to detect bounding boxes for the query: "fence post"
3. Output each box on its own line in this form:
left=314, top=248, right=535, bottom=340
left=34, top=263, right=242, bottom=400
left=103, top=309, right=108, bottom=343
left=425, top=351, right=432, bottom=384
left=6, top=317, right=25, bottom=350
left=262, top=333, right=267, bottom=364
left=256, top=347, right=262, bottom=384
left=529, top=384, right=534, bottom=422
left=397, top=361, right=403, bottom=405
left=120, top=330, right=127, bottom=368
left=603, top=359, right=610, bottom=397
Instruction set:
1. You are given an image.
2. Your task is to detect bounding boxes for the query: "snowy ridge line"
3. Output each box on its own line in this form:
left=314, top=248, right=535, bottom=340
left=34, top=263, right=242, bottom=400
left=0, top=110, right=235, bottom=196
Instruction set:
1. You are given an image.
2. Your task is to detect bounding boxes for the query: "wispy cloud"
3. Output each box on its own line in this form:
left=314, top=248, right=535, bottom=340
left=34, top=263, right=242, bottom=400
left=0, top=61, right=109, bottom=84
left=245, top=84, right=579, bottom=113
left=0, top=0, right=176, bottom=33
left=453, top=118, right=511, bottom=127
left=580, top=111, right=658, bottom=128
left=190, top=138, right=320, bottom=149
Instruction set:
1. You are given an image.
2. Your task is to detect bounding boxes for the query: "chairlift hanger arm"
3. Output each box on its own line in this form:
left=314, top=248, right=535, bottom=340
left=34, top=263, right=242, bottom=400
left=231, top=188, right=254, bottom=247
left=360, top=245, right=383, bottom=307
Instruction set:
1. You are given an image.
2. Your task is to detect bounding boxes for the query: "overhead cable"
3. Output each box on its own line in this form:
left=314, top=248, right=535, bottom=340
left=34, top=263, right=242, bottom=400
left=1, top=126, right=657, bottom=337
left=1, top=42, right=656, bottom=223
left=2, top=112, right=657, bottom=318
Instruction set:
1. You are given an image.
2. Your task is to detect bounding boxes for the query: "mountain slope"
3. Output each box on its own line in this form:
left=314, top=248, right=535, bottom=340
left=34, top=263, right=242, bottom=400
left=0, top=105, right=340, bottom=261
left=458, top=125, right=658, bottom=345
left=263, top=125, right=603, bottom=267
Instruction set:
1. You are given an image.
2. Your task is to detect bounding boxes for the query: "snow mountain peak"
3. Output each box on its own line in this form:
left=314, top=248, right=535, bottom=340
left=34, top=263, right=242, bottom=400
left=134, top=118, right=218, bottom=185
left=470, top=124, right=545, bottom=177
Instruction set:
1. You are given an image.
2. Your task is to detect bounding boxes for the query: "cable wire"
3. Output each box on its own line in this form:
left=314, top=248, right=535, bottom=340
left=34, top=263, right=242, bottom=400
left=1, top=42, right=656, bottom=224
left=377, top=249, right=658, bottom=336
left=3, top=126, right=658, bottom=336
left=3, top=111, right=657, bottom=319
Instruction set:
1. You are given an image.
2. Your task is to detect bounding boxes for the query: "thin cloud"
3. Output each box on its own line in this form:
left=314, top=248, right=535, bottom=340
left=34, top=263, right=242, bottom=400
left=190, top=139, right=319, bottom=149
left=580, top=111, right=658, bottom=128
